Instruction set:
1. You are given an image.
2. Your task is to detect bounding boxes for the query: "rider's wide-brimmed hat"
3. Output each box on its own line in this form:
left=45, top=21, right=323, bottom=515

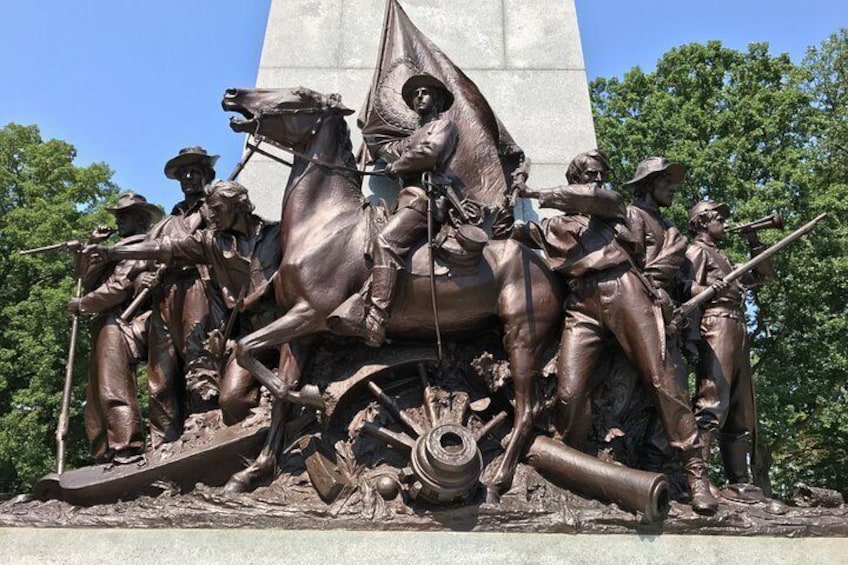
left=622, top=156, right=685, bottom=188
left=164, top=146, right=219, bottom=180
left=105, top=192, right=164, bottom=222
left=401, top=74, right=454, bottom=112
left=688, top=200, right=731, bottom=223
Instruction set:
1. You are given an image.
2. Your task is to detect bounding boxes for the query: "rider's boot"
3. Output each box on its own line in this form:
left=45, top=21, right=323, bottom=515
left=362, top=266, right=398, bottom=347
left=326, top=267, right=398, bottom=347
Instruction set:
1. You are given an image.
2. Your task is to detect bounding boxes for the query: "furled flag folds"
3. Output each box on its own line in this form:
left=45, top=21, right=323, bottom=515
left=359, top=0, right=525, bottom=213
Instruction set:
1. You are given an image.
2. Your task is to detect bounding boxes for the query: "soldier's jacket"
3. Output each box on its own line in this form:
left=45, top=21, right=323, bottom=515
left=681, top=234, right=772, bottom=317
left=158, top=216, right=282, bottom=329
left=620, top=201, right=687, bottom=293
left=147, top=200, right=206, bottom=283
left=78, top=234, right=153, bottom=316
left=378, top=117, right=460, bottom=184
left=515, top=184, right=686, bottom=288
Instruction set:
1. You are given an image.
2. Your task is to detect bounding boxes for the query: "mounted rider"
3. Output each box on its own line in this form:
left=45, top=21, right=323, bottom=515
left=329, top=73, right=460, bottom=347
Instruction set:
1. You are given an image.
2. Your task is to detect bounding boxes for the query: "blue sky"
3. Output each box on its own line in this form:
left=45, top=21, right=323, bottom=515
left=0, top=1, right=845, bottom=212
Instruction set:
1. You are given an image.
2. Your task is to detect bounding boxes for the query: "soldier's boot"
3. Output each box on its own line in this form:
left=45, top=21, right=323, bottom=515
left=326, top=267, right=398, bottom=348
left=698, top=428, right=722, bottom=498
left=699, top=428, right=714, bottom=464
left=684, top=454, right=719, bottom=515
left=362, top=266, right=398, bottom=348
left=719, top=433, right=767, bottom=503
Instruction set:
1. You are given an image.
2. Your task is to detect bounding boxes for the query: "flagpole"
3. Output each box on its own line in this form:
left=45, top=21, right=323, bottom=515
left=358, top=0, right=394, bottom=171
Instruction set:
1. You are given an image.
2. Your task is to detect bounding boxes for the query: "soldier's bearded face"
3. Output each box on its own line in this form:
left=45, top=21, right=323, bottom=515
left=577, top=162, right=607, bottom=189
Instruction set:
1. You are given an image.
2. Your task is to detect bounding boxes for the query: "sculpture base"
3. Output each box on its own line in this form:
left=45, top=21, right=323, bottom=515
left=3, top=463, right=847, bottom=536
left=1, top=528, right=846, bottom=565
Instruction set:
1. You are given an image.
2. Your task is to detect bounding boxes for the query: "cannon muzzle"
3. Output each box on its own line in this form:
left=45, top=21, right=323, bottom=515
left=526, top=436, right=670, bottom=523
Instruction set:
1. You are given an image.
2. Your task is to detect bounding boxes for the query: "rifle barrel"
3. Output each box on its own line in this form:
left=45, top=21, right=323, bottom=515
left=19, top=240, right=82, bottom=255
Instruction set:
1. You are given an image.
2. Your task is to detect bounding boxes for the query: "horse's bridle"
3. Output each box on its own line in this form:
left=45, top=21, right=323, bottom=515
left=243, top=109, right=388, bottom=178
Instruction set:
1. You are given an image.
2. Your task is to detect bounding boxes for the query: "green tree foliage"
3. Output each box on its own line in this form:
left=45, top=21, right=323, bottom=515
left=591, top=37, right=848, bottom=499
left=0, top=123, right=118, bottom=493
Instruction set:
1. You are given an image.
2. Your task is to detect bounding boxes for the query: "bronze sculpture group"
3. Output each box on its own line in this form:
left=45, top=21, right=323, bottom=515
left=58, top=72, right=823, bottom=520
left=27, top=1, right=827, bottom=520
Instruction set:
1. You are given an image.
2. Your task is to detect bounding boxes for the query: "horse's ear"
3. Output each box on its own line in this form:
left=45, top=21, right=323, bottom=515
left=327, top=93, right=355, bottom=115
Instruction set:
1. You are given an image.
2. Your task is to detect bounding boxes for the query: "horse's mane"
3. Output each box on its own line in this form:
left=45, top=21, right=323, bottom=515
left=284, top=87, right=363, bottom=193
left=335, top=117, right=358, bottom=174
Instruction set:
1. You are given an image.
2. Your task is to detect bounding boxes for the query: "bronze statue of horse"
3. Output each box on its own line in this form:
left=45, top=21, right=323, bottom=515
left=221, top=86, right=563, bottom=498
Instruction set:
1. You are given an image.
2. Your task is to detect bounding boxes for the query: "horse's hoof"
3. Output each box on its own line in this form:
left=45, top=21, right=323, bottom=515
left=223, top=474, right=252, bottom=494
left=224, top=464, right=263, bottom=494
left=484, top=485, right=501, bottom=505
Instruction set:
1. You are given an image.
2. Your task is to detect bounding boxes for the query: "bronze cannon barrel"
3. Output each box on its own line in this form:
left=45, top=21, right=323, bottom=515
left=525, top=435, right=670, bottom=522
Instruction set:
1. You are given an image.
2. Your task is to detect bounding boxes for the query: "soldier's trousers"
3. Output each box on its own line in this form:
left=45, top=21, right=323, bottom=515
left=372, top=186, right=429, bottom=269
left=556, top=267, right=699, bottom=457
left=693, top=314, right=756, bottom=439
left=85, top=314, right=144, bottom=461
left=147, top=274, right=221, bottom=445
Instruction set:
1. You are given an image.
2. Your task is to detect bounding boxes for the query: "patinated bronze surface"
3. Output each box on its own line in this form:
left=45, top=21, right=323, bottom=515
left=86, top=181, right=284, bottom=425
left=10, top=1, right=838, bottom=535
left=222, top=86, right=562, bottom=499
left=328, top=73, right=462, bottom=348
left=682, top=200, right=775, bottom=502
left=514, top=153, right=719, bottom=514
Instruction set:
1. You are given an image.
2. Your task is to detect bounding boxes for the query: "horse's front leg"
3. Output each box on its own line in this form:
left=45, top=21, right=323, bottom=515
left=225, top=339, right=314, bottom=493
left=488, top=263, right=561, bottom=502
left=235, top=302, right=325, bottom=407
left=488, top=331, right=539, bottom=502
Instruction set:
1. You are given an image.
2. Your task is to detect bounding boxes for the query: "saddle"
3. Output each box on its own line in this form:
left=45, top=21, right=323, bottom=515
left=363, top=203, right=489, bottom=277
left=408, top=224, right=489, bottom=277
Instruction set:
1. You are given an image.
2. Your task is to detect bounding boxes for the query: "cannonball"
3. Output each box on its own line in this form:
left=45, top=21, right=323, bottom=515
left=374, top=475, right=400, bottom=500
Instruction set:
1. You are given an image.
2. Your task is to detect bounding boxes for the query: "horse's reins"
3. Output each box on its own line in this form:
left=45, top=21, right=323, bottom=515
left=243, top=112, right=389, bottom=177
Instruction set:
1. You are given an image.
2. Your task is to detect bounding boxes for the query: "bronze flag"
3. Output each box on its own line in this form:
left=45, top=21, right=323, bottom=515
left=359, top=0, right=524, bottom=211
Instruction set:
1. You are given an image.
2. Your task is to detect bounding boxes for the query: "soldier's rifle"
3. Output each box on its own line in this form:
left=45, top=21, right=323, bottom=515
left=670, top=212, right=827, bottom=331
left=19, top=239, right=86, bottom=256
left=56, top=273, right=83, bottom=475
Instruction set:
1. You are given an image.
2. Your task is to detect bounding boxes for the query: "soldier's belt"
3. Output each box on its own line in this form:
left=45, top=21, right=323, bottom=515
left=701, top=309, right=745, bottom=322
left=565, top=263, right=630, bottom=297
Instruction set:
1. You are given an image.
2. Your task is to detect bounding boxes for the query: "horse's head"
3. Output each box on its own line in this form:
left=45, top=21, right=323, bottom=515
left=222, top=87, right=354, bottom=148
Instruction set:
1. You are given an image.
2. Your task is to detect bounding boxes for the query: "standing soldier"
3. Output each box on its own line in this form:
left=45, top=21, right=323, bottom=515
left=68, top=192, right=162, bottom=464
left=514, top=152, right=718, bottom=515
left=682, top=200, right=774, bottom=501
left=329, top=74, right=460, bottom=347
left=145, top=146, right=226, bottom=446
left=85, top=181, right=290, bottom=425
